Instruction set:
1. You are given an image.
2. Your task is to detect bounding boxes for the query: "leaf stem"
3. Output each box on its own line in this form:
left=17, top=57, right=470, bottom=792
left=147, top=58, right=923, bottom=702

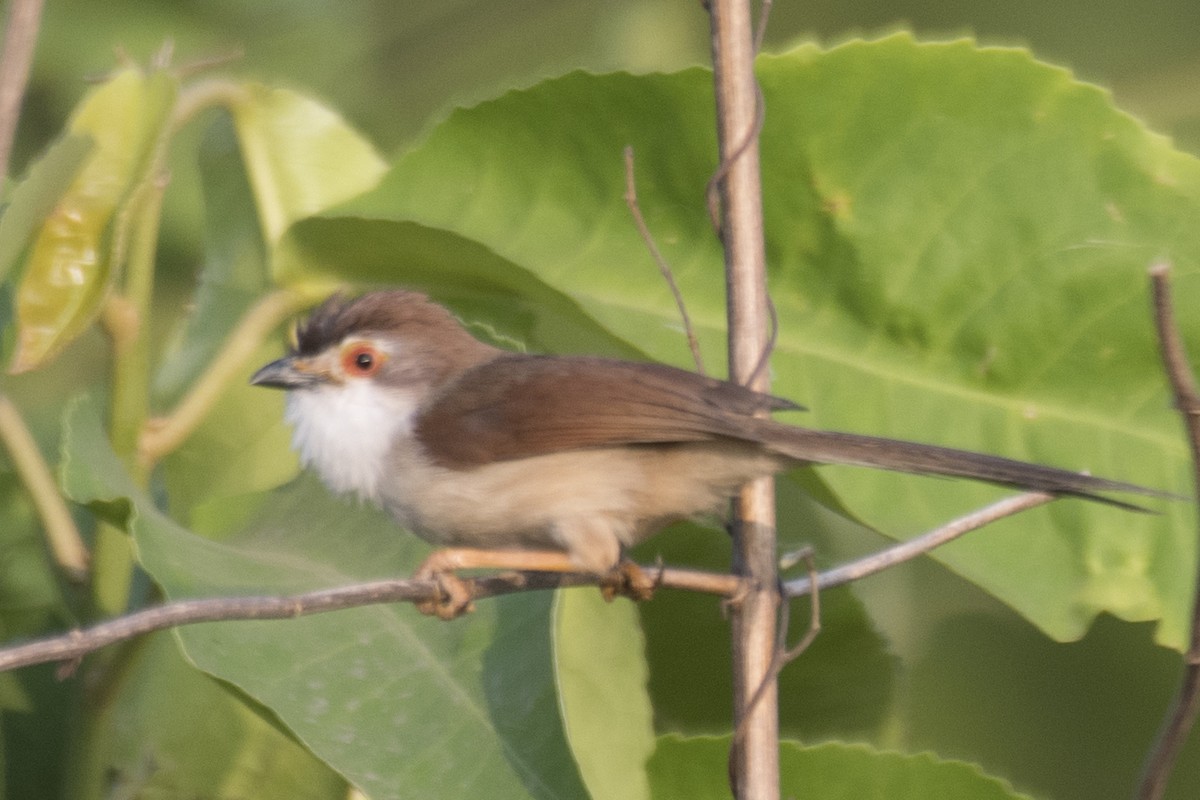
left=107, top=171, right=169, bottom=479
left=169, top=78, right=248, bottom=134
left=0, top=393, right=88, bottom=580
left=93, top=171, right=169, bottom=617
left=138, top=288, right=313, bottom=468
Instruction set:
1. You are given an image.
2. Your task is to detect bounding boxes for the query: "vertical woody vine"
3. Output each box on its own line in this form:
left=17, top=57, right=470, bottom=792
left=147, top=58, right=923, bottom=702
left=705, top=1, right=782, bottom=798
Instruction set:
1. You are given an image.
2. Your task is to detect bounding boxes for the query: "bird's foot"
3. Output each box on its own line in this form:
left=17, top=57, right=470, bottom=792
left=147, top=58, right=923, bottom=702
left=414, top=555, right=477, bottom=619
left=599, top=559, right=660, bottom=603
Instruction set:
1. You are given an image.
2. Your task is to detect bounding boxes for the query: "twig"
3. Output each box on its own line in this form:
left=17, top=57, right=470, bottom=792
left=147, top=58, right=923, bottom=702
left=777, top=546, right=822, bottom=660
left=783, top=491, right=1055, bottom=597
left=622, top=145, right=705, bottom=375
left=0, top=490, right=1064, bottom=675
left=704, top=86, right=765, bottom=238
left=1135, top=261, right=1200, bottom=800
left=744, top=295, right=779, bottom=392
left=0, top=565, right=742, bottom=673
left=703, top=0, right=771, bottom=239
left=729, top=546, right=821, bottom=782
left=752, top=0, right=774, bottom=55
left=0, top=0, right=44, bottom=181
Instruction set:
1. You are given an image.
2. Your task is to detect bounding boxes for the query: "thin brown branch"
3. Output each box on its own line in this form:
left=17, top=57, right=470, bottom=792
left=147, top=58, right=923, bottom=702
left=0, top=0, right=44, bottom=180
left=752, top=0, right=774, bottom=55
left=0, top=490, right=1064, bottom=675
left=783, top=491, right=1055, bottom=597
left=0, top=565, right=743, bottom=673
left=707, top=0, right=776, bottom=796
left=622, top=145, right=706, bottom=375
left=1135, top=261, right=1200, bottom=800
left=704, top=0, right=771, bottom=236
left=744, top=294, right=779, bottom=392
left=779, top=546, right=822, bottom=660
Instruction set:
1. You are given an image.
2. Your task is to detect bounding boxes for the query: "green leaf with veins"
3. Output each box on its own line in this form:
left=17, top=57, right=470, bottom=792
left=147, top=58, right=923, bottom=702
left=281, top=35, right=1200, bottom=647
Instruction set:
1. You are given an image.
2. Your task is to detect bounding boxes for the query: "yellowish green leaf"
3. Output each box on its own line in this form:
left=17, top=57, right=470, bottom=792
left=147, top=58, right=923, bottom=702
left=9, top=68, right=177, bottom=373
left=228, top=84, right=386, bottom=253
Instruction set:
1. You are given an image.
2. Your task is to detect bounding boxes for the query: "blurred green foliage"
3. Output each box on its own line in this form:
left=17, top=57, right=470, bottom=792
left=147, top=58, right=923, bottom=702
left=1, top=4, right=1198, bottom=800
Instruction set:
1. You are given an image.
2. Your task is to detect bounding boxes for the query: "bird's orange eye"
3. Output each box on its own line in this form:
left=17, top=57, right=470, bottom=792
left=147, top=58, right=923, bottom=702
left=342, top=343, right=385, bottom=377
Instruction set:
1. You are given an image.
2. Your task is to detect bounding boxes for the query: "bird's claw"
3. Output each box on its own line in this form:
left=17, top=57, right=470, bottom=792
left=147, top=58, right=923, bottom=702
left=599, top=559, right=659, bottom=603
left=414, top=565, right=476, bottom=620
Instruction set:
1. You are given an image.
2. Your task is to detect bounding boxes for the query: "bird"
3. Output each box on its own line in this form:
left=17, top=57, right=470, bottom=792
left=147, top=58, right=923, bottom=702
left=251, top=289, right=1161, bottom=616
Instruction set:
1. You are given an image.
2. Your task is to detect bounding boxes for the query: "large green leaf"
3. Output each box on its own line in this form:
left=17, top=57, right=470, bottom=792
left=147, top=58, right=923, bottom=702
left=68, top=632, right=346, bottom=800
left=647, top=735, right=1034, bottom=800
left=60, top=397, right=590, bottom=800
left=228, top=83, right=387, bottom=251
left=281, top=35, right=1199, bottom=647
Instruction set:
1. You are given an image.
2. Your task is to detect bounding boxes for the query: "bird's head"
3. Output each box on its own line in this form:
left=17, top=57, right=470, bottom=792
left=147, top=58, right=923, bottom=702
left=250, top=290, right=497, bottom=501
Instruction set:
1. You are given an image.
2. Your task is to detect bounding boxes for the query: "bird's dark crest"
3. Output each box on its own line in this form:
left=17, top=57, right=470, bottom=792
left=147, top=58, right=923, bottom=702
left=293, top=290, right=460, bottom=355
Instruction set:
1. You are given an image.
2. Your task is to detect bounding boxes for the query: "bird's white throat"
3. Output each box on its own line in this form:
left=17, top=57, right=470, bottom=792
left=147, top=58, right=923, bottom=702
left=284, top=380, right=418, bottom=504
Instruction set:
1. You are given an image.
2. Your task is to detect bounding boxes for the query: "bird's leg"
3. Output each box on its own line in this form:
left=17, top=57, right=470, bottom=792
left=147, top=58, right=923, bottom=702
left=412, top=548, right=659, bottom=618
left=414, top=547, right=580, bottom=619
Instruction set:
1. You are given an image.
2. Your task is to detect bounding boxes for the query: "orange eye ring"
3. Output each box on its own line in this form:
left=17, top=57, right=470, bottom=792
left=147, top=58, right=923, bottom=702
left=341, top=343, right=385, bottom=377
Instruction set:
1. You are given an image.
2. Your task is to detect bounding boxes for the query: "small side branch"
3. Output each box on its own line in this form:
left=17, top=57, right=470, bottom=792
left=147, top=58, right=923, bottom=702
left=1135, top=261, right=1200, bottom=800
left=783, top=491, right=1054, bottom=597
left=623, top=145, right=705, bottom=375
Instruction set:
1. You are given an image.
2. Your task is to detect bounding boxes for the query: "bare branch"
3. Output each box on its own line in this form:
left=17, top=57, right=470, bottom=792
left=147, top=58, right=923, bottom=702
left=752, top=0, right=774, bottom=55
left=704, top=84, right=765, bottom=239
left=622, top=145, right=706, bottom=375
left=706, top=1, right=777, bottom=796
left=0, top=565, right=743, bottom=673
left=778, top=546, right=822, bottom=660
left=784, top=491, right=1055, bottom=597
left=1135, top=261, right=1200, bottom=800
left=0, top=490, right=1064, bottom=675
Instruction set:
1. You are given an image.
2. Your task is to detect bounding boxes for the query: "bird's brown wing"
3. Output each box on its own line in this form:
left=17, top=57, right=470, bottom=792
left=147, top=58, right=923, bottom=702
left=414, top=354, right=797, bottom=468
left=414, top=354, right=1167, bottom=507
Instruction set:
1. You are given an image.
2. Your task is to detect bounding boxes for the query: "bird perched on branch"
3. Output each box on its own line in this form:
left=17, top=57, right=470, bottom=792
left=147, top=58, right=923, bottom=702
left=251, top=290, right=1160, bottom=616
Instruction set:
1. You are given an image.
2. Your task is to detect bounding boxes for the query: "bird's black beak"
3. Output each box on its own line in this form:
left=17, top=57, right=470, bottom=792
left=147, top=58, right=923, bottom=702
left=250, top=356, right=325, bottom=389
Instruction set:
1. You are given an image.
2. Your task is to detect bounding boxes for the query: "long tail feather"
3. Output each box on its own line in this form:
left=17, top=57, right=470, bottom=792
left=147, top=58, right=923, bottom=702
left=757, top=421, right=1169, bottom=510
